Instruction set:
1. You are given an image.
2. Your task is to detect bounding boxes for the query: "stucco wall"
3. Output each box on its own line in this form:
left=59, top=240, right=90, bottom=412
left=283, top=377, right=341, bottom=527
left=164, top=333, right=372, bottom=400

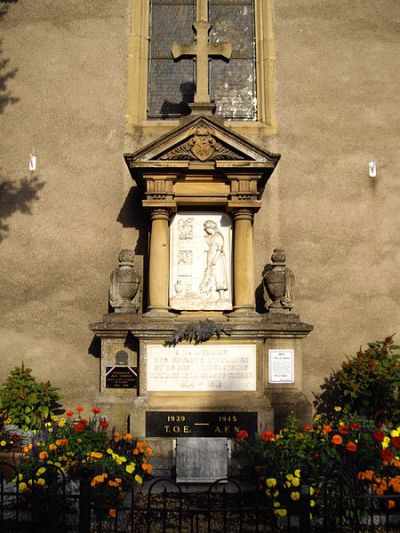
left=0, top=0, right=399, bottom=414
left=268, top=0, right=400, bottom=400
left=0, top=0, right=130, bottom=408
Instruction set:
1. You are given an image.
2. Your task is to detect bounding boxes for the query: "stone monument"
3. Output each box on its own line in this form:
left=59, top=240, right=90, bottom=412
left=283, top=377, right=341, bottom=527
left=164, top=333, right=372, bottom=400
left=90, top=8, right=313, bottom=477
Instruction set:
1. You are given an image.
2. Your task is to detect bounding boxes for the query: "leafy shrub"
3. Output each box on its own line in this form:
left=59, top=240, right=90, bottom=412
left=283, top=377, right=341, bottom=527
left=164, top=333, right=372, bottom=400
left=0, top=363, right=61, bottom=430
left=313, top=336, right=400, bottom=424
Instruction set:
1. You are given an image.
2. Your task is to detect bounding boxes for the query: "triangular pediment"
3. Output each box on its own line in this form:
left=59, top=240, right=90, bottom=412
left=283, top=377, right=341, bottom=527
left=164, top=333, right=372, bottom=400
left=125, top=116, right=280, bottom=168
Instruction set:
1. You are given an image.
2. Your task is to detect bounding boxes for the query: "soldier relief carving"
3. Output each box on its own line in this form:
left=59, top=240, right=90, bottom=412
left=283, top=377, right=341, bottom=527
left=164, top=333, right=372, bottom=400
left=170, top=213, right=233, bottom=311
left=160, top=127, right=245, bottom=162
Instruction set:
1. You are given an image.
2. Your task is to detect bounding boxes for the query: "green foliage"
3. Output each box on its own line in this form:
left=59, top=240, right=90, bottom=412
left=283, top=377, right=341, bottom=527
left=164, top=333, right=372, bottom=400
left=314, top=335, right=400, bottom=424
left=0, top=363, right=61, bottom=430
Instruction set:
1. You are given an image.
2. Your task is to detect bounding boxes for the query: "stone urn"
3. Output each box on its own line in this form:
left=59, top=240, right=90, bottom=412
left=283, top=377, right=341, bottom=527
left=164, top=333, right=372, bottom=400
left=109, top=249, right=141, bottom=313
left=263, top=249, right=294, bottom=312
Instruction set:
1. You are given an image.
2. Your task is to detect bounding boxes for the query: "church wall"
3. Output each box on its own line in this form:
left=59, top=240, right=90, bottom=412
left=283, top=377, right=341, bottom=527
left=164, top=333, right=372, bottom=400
left=0, top=0, right=399, bottom=419
left=268, top=0, right=400, bottom=400
left=0, top=0, right=132, bottom=409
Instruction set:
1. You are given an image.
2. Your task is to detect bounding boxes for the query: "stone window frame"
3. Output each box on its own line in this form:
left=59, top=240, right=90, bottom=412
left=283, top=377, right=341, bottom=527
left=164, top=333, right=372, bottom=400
left=126, top=0, right=277, bottom=136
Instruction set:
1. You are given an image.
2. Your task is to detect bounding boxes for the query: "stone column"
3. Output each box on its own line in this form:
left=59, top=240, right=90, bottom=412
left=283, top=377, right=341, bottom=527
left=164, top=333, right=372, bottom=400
left=232, top=208, right=255, bottom=315
left=147, top=208, right=170, bottom=315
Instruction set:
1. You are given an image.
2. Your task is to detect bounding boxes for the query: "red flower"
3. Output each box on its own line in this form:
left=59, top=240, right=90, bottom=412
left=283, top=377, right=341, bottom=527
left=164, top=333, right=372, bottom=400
left=345, top=441, right=357, bottom=452
left=262, top=431, right=275, bottom=441
left=391, top=437, right=400, bottom=449
left=323, top=425, right=332, bottom=433
left=380, top=449, right=393, bottom=461
left=350, top=422, right=360, bottom=431
left=76, top=405, right=84, bottom=413
left=372, top=430, right=385, bottom=442
left=100, top=420, right=109, bottom=429
left=236, top=430, right=249, bottom=441
left=331, top=434, right=343, bottom=445
left=66, top=410, right=74, bottom=418
left=74, top=423, right=85, bottom=433
left=91, top=407, right=101, bottom=415
left=304, top=425, right=313, bottom=432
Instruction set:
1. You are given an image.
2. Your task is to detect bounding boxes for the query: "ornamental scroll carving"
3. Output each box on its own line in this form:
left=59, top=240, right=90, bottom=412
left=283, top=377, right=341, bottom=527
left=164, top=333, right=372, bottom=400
left=159, top=127, right=245, bottom=162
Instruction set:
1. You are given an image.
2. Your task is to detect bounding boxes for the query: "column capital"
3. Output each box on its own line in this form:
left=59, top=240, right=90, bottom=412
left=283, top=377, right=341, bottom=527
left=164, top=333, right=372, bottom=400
left=150, top=207, right=172, bottom=222
left=231, top=208, right=254, bottom=222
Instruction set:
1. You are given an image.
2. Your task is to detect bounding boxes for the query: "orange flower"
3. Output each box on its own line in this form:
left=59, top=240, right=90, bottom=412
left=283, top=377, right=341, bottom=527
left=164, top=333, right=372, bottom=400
left=39, top=451, right=49, bottom=461
left=323, top=425, right=333, bottom=433
left=109, top=508, right=116, bottom=518
left=66, top=410, right=74, bottom=418
left=49, top=444, right=57, bottom=451
left=123, top=433, right=133, bottom=441
left=331, top=434, right=343, bottom=445
left=345, top=441, right=357, bottom=452
left=262, top=431, right=275, bottom=441
left=136, top=441, right=146, bottom=453
left=76, top=405, right=84, bottom=413
left=387, top=499, right=395, bottom=509
left=56, top=438, right=68, bottom=446
left=145, top=447, right=153, bottom=457
left=236, top=430, right=249, bottom=441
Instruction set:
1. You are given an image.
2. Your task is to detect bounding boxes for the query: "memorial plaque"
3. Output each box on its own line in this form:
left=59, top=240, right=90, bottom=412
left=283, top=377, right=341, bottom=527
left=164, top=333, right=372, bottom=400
left=146, top=411, right=258, bottom=438
left=268, top=349, right=294, bottom=384
left=169, top=212, right=233, bottom=311
left=106, top=366, right=137, bottom=389
left=147, top=343, right=256, bottom=391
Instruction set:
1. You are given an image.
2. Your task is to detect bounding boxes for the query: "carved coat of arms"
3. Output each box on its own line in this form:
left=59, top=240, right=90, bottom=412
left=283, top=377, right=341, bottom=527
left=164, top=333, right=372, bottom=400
left=189, top=127, right=216, bottom=161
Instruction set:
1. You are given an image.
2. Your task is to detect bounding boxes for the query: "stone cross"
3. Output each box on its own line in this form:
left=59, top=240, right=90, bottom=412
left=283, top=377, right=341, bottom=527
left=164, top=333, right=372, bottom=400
left=171, top=15, right=232, bottom=105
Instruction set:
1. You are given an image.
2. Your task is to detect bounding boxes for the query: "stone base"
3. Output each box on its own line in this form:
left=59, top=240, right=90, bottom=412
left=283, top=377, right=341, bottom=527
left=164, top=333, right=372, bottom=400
left=268, top=390, right=313, bottom=431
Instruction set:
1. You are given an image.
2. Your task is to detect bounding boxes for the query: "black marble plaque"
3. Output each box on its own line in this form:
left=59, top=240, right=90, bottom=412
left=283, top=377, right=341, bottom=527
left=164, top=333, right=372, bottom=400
left=146, top=411, right=258, bottom=438
left=106, top=367, right=137, bottom=389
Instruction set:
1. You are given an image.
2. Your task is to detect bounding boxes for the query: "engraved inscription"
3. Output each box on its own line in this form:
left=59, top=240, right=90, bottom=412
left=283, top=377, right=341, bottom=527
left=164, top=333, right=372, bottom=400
left=147, top=344, right=256, bottom=392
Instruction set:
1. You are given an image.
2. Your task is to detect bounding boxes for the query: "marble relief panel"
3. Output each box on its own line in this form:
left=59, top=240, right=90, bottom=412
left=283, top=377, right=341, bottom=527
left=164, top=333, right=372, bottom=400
left=170, top=212, right=233, bottom=310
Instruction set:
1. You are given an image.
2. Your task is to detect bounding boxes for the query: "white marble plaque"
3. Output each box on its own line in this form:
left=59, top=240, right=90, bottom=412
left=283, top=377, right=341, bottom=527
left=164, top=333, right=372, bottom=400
left=169, top=212, right=233, bottom=310
left=147, top=344, right=256, bottom=391
left=268, top=349, right=294, bottom=383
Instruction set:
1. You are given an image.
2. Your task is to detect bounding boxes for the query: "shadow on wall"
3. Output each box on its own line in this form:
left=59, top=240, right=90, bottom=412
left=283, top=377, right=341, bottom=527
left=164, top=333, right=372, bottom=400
left=0, top=0, right=19, bottom=114
left=0, top=173, right=45, bottom=242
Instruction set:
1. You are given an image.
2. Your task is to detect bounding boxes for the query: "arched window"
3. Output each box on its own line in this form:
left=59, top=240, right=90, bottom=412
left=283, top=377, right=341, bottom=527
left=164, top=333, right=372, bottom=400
left=127, top=0, right=276, bottom=134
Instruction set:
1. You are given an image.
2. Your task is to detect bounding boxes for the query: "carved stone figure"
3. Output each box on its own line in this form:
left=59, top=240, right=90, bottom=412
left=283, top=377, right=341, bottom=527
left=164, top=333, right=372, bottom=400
left=263, top=249, right=294, bottom=312
left=109, top=249, right=141, bottom=313
left=200, top=220, right=228, bottom=301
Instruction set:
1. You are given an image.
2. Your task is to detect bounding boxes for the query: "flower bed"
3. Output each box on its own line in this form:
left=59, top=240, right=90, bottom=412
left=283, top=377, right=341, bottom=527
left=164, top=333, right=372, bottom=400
left=237, top=412, right=400, bottom=525
left=5, top=406, right=152, bottom=519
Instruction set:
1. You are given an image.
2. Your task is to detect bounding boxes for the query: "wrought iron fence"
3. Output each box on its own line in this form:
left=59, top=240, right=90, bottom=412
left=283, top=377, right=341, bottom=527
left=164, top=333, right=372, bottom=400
left=1, top=459, right=400, bottom=532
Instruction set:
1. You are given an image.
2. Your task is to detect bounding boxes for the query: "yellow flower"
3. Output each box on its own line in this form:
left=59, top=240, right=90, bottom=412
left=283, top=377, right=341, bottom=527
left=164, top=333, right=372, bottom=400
left=18, top=482, right=28, bottom=492
left=334, top=406, right=342, bottom=412
left=309, top=487, right=315, bottom=496
left=310, top=500, right=316, bottom=507
left=274, top=509, right=287, bottom=517
left=37, top=478, right=46, bottom=486
left=18, top=473, right=24, bottom=481
left=273, top=501, right=280, bottom=508
left=382, top=436, right=390, bottom=449
left=290, top=491, right=300, bottom=501
left=273, top=490, right=279, bottom=497
left=266, top=478, right=277, bottom=488
left=58, top=418, right=66, bottom=427
left=126, top=463, right=135, bottom=474
left=291, top=477, right=300, bottom=487
left=106, top=448, right=113, bottom=455
left=0, top=440, right=6, bottom=447
left=51, top=415, right=58, bottom=421
left=135, top=474, right=143, bottom=485
left=37, top=467, right=46, bottom=476
left=294, top=469, right=301, bottom=478
left=286, top=474, right=294, bottom=481
left=392, top=429, right=399, bottom=437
